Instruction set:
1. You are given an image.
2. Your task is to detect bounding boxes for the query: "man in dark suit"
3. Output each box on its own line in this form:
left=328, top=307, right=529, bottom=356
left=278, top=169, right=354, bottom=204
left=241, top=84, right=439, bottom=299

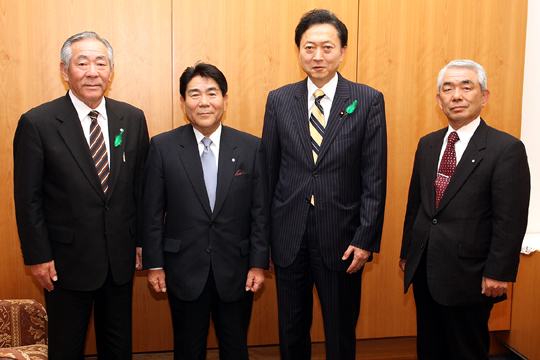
left=261, top=9, right=387, bottom=360
left=13, top=31, right=149, bottom=359
left=143, top=62, right=269, bottom=360
left=399, top=59, right=530, bottom=360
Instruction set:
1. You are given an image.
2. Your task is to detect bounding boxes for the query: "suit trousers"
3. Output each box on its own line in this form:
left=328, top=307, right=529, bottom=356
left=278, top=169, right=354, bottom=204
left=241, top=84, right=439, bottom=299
left=168, top=267, right=254, bottom=360
left=44, top=268, right=133, bottom=360
left=275, top=205, right=363, bottom=360
left=412, top=251, right=493, bottom=360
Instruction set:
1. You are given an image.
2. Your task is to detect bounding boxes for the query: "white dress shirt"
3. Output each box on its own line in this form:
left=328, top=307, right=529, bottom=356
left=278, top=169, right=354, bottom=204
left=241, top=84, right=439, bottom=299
left=437, top=117, right=481, bottom=170
left=307, top=73, right=338, bottom=122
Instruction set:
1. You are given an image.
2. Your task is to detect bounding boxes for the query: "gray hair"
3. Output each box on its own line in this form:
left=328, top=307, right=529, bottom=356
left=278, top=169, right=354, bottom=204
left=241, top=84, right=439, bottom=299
left=60, top=31, right=114, bottom=71
left=437, top=59, right=487, bottom=93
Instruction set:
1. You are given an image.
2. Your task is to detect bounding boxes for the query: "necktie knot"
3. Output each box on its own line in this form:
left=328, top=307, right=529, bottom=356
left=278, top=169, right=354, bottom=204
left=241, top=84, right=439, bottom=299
left=202, top=137, right=212, bottom=148
left=447, top=131, right=459, bottom=146
left=314, top=89, right=325, bottom=102
left=89, top=110, right=99, bottom=122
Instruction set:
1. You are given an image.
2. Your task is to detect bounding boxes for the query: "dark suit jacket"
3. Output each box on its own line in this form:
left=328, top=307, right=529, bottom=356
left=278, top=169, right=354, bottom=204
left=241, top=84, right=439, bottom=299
left=400, top=119, right=530, bottom=306
left=262, top=73, right=387, bottom=271
left=142, top=124, right=269, bottom=303
left=13, top=93, right=149, bottom=291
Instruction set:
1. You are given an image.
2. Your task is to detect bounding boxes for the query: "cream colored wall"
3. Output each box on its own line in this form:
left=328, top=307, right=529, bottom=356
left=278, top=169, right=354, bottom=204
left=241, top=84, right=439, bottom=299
left=0, top=0, right=527, bottom=354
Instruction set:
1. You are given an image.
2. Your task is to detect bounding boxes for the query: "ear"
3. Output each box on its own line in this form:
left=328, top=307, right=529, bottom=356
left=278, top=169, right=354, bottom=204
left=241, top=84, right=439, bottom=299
left=481, top=89, right=490, bottom=107
left=180, top=96, right=186, bottom=112
left=436, top=94, right=443, bottom=110
left=223, top=93, right=228, bottom=111
left=60, top=62, right=69, bottom=82
left=340, top=46, right=347, bottom=62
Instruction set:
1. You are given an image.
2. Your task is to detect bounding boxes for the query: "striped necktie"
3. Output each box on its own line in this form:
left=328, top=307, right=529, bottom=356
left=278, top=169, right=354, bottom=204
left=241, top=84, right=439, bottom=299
left=309, top=89, right=326, bottom=163
left=89, top=111, right=110, bottom=194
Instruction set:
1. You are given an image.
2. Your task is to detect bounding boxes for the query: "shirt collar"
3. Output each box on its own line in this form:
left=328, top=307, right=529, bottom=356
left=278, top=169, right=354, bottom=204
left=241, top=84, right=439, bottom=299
left=69, top=90, right=108, bottom=122
left=307, top=73, right=338, bottom=101
left=446, top=116, right=481, bottom=144
left=192, top=123, right=222, bottom=150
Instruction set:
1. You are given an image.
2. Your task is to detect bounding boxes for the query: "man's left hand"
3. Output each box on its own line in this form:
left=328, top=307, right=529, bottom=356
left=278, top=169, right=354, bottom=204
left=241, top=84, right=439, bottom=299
left=342, top=246, right=371, bottom=274
left=135, top=247, right=143, bottom=270
left=481, top=276, right=509, bottom=298
left=245, top=267, right=265, bottom=292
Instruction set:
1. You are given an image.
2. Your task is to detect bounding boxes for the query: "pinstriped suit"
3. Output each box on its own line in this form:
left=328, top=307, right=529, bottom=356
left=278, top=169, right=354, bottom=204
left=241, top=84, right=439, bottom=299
left=262, top=72, right=387, bottom=359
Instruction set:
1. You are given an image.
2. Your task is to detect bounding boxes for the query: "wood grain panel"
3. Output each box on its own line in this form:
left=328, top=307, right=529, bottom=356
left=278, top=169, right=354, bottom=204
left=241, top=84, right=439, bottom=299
left=498, top=252, right=540, bottom=359
left=355, top=0, right=528, bottom=338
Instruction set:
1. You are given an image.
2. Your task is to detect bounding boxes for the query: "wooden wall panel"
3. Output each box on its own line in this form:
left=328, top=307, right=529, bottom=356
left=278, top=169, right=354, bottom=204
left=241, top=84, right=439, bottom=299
left=498, top=252, right=540, bottom=359
left=0, top=0, right=528, bottom=355
left=355, top=0, right=528, bottom=338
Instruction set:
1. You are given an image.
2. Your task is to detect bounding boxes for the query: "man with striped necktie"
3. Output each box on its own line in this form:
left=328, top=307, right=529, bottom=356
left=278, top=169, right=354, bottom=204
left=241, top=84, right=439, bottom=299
left=262, top=9, right=387, bottom=360
left=13, top=31, right=149, bottom=359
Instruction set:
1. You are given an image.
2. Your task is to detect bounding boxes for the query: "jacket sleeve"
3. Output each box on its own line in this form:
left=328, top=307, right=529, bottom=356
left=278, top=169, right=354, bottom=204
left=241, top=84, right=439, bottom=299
left=350, top=91, right=388, bottom=253
left=142, top=138, right=167, bottom=269
left=13, top=113, right=53, bottom=265
left=483, top=139, right=530, bottom=282
left=248, top=139, right=270, bottom=269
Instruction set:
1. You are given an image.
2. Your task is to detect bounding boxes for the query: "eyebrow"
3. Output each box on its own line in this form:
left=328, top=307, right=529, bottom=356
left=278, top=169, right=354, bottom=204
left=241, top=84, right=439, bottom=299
left=75, top=54, right=108, bottom=61
left=442, top=79, right=475, bottom=87
left=187, top=86, right=220, bottom=94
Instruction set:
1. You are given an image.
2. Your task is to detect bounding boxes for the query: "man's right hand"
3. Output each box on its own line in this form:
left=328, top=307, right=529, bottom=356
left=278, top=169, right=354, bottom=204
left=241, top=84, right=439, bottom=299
left=31, top=260, right=57, bottom=292
left=399, top=259, right=406, bottom=272
left=148, top=269, right=167, bottom=293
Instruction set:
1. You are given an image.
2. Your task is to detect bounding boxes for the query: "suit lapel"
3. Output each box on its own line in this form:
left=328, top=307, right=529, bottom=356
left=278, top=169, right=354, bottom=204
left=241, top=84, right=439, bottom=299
left=292, top=80, right=313, bottom=163
left=177, top=126, right=213, bottom=216
left=105, top=100, right=125, bottom=200
left=435, top=120, right=487, bottom=213
left=212, top=126, right=238, bottom=219
left=316, top=73, right=350, bottom=164
left=56, top=95, right=106, bottom=201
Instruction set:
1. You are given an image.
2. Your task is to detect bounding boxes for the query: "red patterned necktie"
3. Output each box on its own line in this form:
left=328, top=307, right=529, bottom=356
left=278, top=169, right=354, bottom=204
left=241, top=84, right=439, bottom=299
left=434, top=131, right=459, bottom=209
left=89, top=111, right=110, bottom=194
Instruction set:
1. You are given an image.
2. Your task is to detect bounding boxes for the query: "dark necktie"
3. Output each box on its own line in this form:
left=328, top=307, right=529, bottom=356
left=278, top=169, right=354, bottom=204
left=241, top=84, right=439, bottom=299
left=89, top=111, right=110, bottom=194
left=201, top=137, right=217, bottom=211
left=309, top=89, right=326, bottom=163
left=434, top=131, right=459, bottom=209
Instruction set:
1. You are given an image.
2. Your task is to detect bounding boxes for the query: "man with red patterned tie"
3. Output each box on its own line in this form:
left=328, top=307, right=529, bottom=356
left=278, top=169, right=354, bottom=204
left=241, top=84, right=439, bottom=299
left=399, top=59, right=530, bottom=360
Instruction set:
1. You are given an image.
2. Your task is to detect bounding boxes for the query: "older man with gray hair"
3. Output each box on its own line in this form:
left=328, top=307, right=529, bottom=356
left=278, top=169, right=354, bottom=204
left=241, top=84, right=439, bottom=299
left=399, top=59, right=530, bottom=359
left=14, top=31, right=149, bottom=359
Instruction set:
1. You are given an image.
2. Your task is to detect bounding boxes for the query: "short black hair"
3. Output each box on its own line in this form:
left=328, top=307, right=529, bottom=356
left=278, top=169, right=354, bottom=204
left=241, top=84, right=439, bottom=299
left=295, top=9, right=348, bottom=48
left=179, top=62, right=228, bottom=98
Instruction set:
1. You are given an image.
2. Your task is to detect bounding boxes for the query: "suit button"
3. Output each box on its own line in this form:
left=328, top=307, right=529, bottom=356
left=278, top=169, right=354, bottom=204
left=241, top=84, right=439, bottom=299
left=420, top=244, right=424, bottom=249
left=207, top=246, right=212, bottom=253
left=312, top=171, right=318, bottom=178
left=105, top=204, right=110, bottom=210
left=305, top=198, right=310, bottom=203
left=432, top=219, right=437, bottom=225
left=209, top=223, right=215, bottom=228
